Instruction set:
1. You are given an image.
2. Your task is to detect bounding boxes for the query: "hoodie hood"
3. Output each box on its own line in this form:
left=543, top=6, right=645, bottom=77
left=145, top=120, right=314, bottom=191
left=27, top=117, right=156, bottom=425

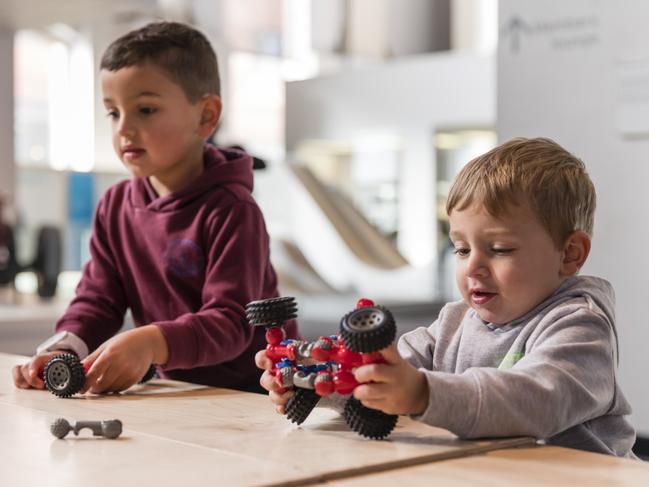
left=483, top=275, right=616, bottom=331
left=129, top=144, right=254, bottom=212
left=552, top=275, right=616, bottom=328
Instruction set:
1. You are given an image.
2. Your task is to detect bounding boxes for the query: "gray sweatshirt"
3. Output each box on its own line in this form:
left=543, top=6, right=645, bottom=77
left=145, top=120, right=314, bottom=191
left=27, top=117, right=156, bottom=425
left=399, top=275, right=636, bottom=458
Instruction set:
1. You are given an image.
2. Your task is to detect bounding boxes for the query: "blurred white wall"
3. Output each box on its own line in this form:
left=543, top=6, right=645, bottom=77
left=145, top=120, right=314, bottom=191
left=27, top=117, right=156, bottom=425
left=499, top=0, right=649, bottom=435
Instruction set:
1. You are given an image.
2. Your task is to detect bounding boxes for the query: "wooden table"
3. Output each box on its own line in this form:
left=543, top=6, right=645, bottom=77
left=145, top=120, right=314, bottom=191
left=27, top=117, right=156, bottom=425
left=0, top=353, right=531, bottom=486
left=324, top=445, right=649, bottom=486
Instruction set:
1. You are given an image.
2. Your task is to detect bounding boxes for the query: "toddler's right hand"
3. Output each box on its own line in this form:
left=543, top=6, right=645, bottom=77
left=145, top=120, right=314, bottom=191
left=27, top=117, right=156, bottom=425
left=12, top=351, right=66, bottom=390
left=255, top=349, right=293, bottom=415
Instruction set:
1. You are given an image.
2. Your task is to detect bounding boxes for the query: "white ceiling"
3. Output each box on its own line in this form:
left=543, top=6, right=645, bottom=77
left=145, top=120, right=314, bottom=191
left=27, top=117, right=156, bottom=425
left=0, top=0, right=162, bottom=30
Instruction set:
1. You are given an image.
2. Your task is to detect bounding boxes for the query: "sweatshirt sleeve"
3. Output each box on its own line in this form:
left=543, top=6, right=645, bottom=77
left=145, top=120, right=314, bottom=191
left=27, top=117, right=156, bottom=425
left=397, top=321, right=439, bottom=369
left=155, top=201, right=273, bottom=370
left=412, top=308, right=617, bottom=439
left=55, top=198, right=128, bottom=352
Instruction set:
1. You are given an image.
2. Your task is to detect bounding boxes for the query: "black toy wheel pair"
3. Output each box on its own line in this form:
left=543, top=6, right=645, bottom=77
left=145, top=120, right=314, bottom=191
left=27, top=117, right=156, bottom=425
left=246, top=297, right=396, bottom=353
left=286, top=389, right=397, bottom=440
left=43, top=353, right=157, bottom=398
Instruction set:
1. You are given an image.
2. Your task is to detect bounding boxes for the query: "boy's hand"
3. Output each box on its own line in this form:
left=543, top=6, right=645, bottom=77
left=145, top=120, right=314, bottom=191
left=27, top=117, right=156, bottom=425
left=12, top=351, right=65, bottom=390
left=353, top=344, right=429, bottom=415
left=81, top=325, right=168, bottom=394
left=255, top=349, right=292, bottom=414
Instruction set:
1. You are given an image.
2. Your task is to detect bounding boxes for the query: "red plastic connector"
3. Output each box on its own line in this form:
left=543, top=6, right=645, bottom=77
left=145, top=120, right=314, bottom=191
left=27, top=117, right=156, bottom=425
left=356, top=298, right=375, bottom=308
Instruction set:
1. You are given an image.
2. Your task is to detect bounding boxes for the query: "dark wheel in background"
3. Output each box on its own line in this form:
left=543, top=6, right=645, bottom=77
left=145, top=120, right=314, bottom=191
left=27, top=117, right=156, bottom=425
left=339, top=306, right=396, bottom=353
left=0, top=224, right=19, bottom=286
left=285, top=387, right=321, bottom=425
left=44, top=353, right=85, bottom=398
left=342, top=397, right=398, bottom=440
left=33, top=226, right=62, bottom=299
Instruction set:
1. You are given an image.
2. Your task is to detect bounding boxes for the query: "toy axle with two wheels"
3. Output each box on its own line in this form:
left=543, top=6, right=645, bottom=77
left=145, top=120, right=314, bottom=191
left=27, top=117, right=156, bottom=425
left=246, top=296, right=399, bottom=439
left=42, top=353, right=156, bottom=398
left=50, top=417, right=123, bottom=439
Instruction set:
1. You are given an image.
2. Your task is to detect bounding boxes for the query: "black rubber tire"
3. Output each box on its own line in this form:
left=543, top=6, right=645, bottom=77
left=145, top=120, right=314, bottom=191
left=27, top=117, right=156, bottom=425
left=339, top=306, right=396, bottom=353
left=50, top=418, right=71, bottom=439
left=139, top=364, right=157, bottom=384
left=285, top=387, right=320, bottom=425
left=342, top=397, right=398, bottom=440
left=33, top=226, right=62, bottom=299
left=245, top=296, right=297, bottom=328
left=0, top=224, right=19, bottom=286
left=44, top=353, right=85, bottom=398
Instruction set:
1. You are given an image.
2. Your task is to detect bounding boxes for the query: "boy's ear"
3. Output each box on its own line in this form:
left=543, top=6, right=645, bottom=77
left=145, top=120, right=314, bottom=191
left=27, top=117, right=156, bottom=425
left=560, top=230, right=591, bottom=277
left=198, top=95, right=222, bottom=137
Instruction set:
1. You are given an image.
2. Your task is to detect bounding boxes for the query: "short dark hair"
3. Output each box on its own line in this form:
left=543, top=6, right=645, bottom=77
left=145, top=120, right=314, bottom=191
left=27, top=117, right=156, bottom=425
left=100, top=21, right=220, bottom=102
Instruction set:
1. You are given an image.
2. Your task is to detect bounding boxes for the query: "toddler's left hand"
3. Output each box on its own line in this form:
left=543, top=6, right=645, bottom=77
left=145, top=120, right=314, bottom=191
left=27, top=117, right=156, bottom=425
left=353, top=345, right=429, bottom=415
left=81, top=325, right=167, bottom=394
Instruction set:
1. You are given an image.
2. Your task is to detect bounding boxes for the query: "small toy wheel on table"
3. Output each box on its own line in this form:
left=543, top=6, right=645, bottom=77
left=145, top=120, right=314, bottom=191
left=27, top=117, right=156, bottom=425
left=43, top=353, right=85, bottom=398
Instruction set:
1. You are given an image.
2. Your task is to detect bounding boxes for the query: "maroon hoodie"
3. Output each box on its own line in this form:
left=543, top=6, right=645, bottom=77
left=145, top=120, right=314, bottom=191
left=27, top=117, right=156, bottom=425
left=56, top=145, right=298, bottom=391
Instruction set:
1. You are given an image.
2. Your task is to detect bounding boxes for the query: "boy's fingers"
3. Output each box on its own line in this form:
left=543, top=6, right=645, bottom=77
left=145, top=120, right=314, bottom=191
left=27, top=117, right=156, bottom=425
left=260, top=369, right=287, bottom=392
left=81, top=346, right=102, bottom=369
left=26, top=355, right=56, bottom=388
left=269, top=388, right=292, bottom=407
left=26, top=366, right=45, bottom=389
left=82, top=358, right=109, bottom=394
left=379, top=344, right=402, bottom=365
left=105, top=374, right=134, bottom=393
left=354, top=362, right=395, bottom=384
left=353, top=382, right=390, bottom=401
left=254, top=350, right=272, bottom=370
left=12, top=365, right=30, bottom=389
left=28, top=354, right=58, bottom=388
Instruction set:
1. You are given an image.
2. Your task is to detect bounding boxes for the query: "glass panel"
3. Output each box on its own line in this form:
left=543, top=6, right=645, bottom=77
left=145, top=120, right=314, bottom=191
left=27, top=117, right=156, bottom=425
left=14, top=31, right=50, bottom=167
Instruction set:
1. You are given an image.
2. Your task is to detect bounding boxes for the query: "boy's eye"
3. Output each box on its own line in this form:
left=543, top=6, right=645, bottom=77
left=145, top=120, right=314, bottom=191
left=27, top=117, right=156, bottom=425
left=453, top=247, right=470, bottom=257
left=492, top=248, right=514, bottom=255
left=106, top=110, right=118, bottom=119
left=139, top=107, right=157, bottom=115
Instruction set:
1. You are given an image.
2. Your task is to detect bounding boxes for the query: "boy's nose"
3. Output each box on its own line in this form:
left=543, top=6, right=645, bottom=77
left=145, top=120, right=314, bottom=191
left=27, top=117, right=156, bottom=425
left=117, top=118, right=136, bottom=138
left=466, top=252, right=489, bottom=277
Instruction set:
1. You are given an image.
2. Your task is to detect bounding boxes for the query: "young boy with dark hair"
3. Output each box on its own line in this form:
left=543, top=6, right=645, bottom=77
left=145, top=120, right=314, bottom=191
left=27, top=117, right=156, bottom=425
left=13, top=21, right=297, bottom=393
left=258, top=137, right=636, bottom=457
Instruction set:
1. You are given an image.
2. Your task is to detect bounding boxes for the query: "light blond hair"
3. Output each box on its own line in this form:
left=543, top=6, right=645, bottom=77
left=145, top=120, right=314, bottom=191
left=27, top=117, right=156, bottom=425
left=446, top=137, right=596, bottom=247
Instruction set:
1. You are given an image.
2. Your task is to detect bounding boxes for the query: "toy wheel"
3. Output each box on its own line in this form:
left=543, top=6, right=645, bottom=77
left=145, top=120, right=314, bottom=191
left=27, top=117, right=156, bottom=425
left=139, top=364, right=157, bottom=384
left=342, top=397, right=398, bottom=440
left=285, top=387, right=320, bottom=425
left=50, top=418, right=71, bottom=439
left=33, top=226, right=62, bottom=299
left=101, top=420, right=123, bottom=439
left=44, top=353, right=85, bottom=398
left=246, top=296, right=297, bottom=327
left=0, top=224, right=19, bottom=286
left=339, top=306, right=396, bottom=353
